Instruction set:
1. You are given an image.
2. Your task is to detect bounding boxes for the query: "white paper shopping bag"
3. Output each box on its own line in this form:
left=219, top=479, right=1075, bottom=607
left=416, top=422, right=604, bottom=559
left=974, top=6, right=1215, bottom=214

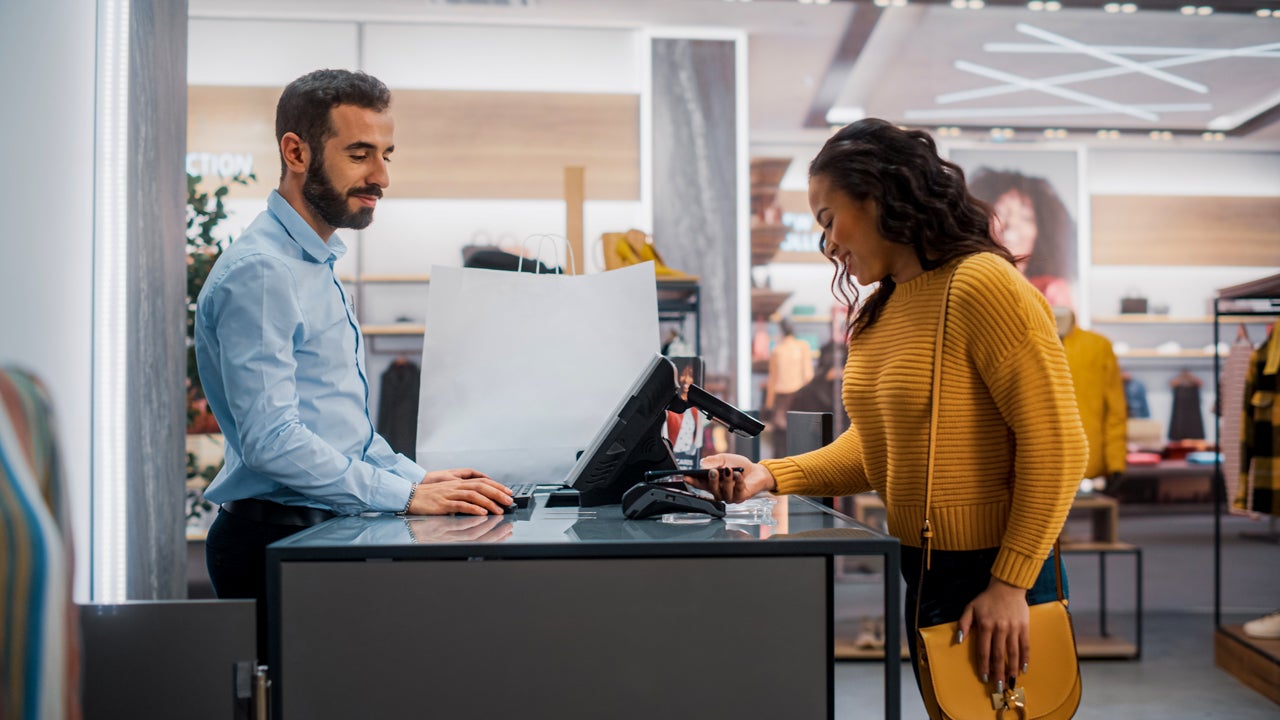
left=416, top=262, right=660, bottom=484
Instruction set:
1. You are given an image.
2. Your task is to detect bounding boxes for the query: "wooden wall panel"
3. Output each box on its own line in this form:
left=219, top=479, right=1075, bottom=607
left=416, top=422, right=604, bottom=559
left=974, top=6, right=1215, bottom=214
left=187, top=86, right=639, bottom=201
left=1092, top=195, right=1280, bottom=266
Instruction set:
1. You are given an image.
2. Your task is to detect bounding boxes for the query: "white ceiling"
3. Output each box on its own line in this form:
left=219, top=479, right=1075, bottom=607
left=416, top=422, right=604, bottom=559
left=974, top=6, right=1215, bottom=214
left=190, top=0, right=1280, bottom=161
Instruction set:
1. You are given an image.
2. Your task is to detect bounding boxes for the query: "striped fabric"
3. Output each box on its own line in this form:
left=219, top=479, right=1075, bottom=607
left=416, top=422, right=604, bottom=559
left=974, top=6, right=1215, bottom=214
left=0, top=368, right=80, bottom=720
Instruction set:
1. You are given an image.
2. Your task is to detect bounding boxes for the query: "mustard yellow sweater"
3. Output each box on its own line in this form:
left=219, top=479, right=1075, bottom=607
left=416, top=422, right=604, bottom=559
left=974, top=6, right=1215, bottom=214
left=762, top=253, right=1087, bottom=589
left=1062, top=326, right=1127, bottom=479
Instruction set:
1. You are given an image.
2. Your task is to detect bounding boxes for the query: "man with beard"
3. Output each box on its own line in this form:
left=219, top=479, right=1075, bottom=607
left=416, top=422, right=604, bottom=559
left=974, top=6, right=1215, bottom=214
left=195, top=70, right=512, bottom=653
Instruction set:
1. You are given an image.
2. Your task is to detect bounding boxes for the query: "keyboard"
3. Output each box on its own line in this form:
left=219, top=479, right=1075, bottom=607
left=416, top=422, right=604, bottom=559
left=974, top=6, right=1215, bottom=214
left=508, top=482, right=539, bottom=509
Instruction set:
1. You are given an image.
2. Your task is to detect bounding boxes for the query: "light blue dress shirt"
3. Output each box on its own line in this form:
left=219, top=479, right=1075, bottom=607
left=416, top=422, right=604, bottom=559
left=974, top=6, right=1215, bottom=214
left=196, top=190, right=423, bottom=514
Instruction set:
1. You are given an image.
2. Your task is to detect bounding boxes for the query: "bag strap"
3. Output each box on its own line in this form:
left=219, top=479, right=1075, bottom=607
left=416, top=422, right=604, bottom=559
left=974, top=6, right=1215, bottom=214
left=914, top=264, right=1065, bottom=634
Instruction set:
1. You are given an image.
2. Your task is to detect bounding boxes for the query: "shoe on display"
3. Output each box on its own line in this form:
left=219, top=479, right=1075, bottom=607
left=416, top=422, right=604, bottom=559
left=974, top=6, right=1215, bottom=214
left=1243, top=611, right=1280, bottom=639
left=622, top=229, right=699, bottom=281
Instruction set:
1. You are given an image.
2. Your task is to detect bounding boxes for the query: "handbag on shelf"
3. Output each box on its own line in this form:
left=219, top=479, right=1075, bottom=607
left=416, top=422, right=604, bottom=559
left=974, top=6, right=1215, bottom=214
left=915, top=269, right=1082, bottom=720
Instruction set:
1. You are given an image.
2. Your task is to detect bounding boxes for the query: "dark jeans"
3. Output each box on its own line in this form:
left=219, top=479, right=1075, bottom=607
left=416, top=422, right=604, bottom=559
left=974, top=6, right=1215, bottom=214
left=205, top=508, right=309, bottom=662
left=901, top=545, right=1068, bottom=690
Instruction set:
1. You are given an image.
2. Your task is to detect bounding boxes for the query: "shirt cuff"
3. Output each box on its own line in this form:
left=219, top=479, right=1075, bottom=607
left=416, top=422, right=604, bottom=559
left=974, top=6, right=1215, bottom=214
left=391, top=455, right=428, bottom=482
left=368, top=471, right=419, bottom=514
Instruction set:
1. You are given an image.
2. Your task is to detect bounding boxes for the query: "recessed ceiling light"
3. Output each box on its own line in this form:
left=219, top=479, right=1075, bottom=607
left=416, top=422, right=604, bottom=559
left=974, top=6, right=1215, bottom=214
left=1257, top=8, right=1273, bottom=17
left=1197, top=6, right=1213, bottom=15
left=1027, top=0, right=1045, bottom=9
left=1044, top=1, right=1061, bottom=10
left=1121, top=3, right=1138, bottom=12
left=1104, top=2, right=1121, bottom=12
left=1180, top=5, right=1197, bottom=13
left=952, top=0, right=967, bottom=7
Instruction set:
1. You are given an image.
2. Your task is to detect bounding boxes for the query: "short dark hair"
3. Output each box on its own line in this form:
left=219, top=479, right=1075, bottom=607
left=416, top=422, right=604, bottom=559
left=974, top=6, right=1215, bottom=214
left=809, top=118, right=1014, bottom=337
left=275, top=69, right=391, bottom=179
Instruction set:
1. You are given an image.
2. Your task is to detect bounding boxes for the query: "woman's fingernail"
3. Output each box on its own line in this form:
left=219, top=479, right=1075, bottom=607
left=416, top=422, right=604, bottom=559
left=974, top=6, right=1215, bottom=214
left=982, top=674, right=989, bottom=683
left=956, top=630, right=964, bottom=644
left=1022, top=662, right=1029, bottom=674
left=996, top=680, right=1004, bottom=694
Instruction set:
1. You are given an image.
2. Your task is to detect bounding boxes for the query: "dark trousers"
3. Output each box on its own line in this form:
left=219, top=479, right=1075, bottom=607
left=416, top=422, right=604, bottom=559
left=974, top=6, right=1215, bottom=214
left=205, top=508, right=309, bottom=662
left=901, top=545, right=1068, bottom=690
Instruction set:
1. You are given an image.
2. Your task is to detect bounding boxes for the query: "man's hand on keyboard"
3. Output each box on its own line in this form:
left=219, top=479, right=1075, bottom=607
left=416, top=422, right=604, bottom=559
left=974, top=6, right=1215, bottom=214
left=406, top=515, right=513, bottom=544
left=409, top=471, right=514, bottom=515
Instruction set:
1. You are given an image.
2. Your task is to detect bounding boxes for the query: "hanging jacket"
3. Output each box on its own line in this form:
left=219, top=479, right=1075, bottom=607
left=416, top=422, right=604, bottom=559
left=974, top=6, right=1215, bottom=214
left=1063, top=326, right=1127, bottom=478
left=1242, top=326, right=1280, bottom=516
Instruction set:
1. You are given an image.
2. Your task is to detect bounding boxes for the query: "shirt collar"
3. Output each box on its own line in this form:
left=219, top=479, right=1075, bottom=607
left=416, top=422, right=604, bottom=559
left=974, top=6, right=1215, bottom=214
left=267, top=190, right=347, bottom=264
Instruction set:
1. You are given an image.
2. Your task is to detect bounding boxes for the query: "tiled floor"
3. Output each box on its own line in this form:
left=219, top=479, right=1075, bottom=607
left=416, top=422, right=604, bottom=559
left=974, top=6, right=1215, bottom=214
left=832, top=509, right=1280, bottom=718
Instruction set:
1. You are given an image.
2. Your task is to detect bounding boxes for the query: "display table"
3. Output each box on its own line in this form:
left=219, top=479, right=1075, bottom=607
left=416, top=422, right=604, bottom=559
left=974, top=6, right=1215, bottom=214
left=267, top=494, right=901, bottom=720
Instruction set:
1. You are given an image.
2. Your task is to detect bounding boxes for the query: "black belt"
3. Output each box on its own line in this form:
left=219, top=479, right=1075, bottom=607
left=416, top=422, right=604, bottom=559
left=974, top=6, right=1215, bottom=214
left=221, top=498, right=337, bottom=527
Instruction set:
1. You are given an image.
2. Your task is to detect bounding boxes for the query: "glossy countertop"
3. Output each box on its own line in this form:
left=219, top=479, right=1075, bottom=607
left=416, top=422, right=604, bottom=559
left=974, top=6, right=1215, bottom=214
left=268, top=492, right=897, bottom=560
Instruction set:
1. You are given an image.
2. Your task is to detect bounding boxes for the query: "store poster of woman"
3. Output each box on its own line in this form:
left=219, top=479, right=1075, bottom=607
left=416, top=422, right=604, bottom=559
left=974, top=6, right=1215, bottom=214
left=948, top=148, right=1083, bottom=314
left=664, top=357, right=704, bottom=470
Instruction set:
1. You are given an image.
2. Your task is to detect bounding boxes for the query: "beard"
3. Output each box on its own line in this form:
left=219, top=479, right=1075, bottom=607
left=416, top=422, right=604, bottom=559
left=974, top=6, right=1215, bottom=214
left=302, top=152, right=381, bottom=230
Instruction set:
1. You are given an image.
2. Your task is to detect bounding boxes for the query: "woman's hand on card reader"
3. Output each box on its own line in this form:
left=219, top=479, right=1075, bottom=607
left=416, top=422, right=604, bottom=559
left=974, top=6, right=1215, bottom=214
left=687, top=454, right=777, bottom=505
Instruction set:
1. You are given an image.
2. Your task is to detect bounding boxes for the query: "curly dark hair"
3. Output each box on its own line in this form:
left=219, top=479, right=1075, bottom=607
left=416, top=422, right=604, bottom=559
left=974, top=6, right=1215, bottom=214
left=275, top=69, right=391, bottom=180
left=967, top=167, right=1076, bottom=284
left=809, top=119, right=1014, bottom=337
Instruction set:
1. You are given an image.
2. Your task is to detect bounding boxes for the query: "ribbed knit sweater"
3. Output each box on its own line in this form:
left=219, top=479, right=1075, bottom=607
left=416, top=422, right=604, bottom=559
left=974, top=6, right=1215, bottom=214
left=762, top=253, right=1087, bottom=589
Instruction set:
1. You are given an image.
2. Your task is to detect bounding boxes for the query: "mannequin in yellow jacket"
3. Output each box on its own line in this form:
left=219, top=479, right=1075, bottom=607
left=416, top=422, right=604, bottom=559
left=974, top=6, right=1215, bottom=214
left=1055, top=307, right=1127, bottom=488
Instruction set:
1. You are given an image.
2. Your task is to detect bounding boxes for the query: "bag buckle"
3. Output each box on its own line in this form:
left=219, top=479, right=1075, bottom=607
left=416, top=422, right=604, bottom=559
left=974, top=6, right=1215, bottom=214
left=992, top=685, right=1026, bottom=713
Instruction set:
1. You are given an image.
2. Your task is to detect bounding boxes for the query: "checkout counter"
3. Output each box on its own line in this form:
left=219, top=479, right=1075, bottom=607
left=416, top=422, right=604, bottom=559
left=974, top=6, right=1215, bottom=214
left=266, top=492, right=901, bottom=720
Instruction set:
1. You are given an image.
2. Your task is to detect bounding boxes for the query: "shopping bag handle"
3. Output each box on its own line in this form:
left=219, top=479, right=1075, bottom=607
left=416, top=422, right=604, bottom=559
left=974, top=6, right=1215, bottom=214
left=516, top=234, right=577, bottom=275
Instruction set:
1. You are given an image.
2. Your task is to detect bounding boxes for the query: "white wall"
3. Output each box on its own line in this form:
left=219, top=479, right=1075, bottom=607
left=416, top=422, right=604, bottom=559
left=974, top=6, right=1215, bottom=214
left=0, top=0, right=98, bottom=600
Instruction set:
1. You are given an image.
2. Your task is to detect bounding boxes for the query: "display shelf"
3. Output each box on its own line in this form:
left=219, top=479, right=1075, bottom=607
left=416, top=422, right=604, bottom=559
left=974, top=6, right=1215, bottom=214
left=1212, top=278, right=1280, bottom=703
left=1060, top=542, right=1143, bottom=660
left=1094, top=315, right=1272, bottom=325
left=339, top=274, right=431, bottom=284
left=362, top=323, right=426, bottom=336
left=751, top=223, right=788, bottom=266
left=770, top=250, right=829, bottom=265
left=751, top=288, right=792, bottom=319
left=1215, top=626, right=1280, bottom=704
left=1115, top=349, right=1216, bottom=359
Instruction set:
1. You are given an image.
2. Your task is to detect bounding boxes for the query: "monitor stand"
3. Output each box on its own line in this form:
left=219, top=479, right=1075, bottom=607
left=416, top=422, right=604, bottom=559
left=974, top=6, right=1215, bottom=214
left=577, top=413, right=677, bottom=507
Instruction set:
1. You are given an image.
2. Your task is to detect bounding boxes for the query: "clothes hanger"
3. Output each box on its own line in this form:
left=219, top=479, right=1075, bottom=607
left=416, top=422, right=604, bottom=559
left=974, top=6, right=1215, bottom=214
left=1171, top=369, right=1201, bottom=388
left=1234, top=324, right=1251, bottom=344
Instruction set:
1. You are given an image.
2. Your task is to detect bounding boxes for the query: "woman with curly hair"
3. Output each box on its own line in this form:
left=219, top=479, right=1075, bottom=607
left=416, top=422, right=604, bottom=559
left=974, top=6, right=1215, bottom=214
left=690, top=119, right=1087, bottom=702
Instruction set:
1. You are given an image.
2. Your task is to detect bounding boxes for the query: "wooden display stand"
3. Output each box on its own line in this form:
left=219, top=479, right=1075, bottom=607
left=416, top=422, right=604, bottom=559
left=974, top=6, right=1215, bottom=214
left=1215, top=625, right=1280, bottom=704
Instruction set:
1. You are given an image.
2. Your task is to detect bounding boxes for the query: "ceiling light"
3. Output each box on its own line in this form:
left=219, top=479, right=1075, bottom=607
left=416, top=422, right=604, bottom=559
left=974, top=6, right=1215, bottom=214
left=1044, top=1, right=1061, bottom=10
left=1197, top=5, right=1213, bottom=14
left=1201, top=131, right=1225, bottom=141
left=1043, top=128, right=1068, bottom=139
left=1104, top=2, right=1120, bottom=12
left=1257, top=8, right=1273, bottom=16
left=1027, top=0, right=1045, bottom=9
left=891, top=0, right=909, bottom=7
left=1180, top=4, right=1196, bottom=13
left=1149, top=130, right=1174, bottom=141
left=816, top=0, right=831, bottom=5
left=1121, top=3, right=1138, bottom=12
left=968, top=0, right=985, bottom=8
left=873, top=0, right=891, bottom=6
left=1097, top=129, right=1120, bottom=140
left=952, top=0, right=967, bottom=7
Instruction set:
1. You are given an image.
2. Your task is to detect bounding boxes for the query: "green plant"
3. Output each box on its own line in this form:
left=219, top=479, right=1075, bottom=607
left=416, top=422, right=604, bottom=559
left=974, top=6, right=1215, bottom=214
left=185, top=171, right=252, bottom=524
left=186, top=171, right=252, bottom=431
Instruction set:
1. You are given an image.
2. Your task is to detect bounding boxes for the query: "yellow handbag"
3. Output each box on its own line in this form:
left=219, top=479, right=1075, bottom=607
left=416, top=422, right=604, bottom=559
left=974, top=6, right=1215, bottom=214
left=914, top=268, right=1083, bottom=720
